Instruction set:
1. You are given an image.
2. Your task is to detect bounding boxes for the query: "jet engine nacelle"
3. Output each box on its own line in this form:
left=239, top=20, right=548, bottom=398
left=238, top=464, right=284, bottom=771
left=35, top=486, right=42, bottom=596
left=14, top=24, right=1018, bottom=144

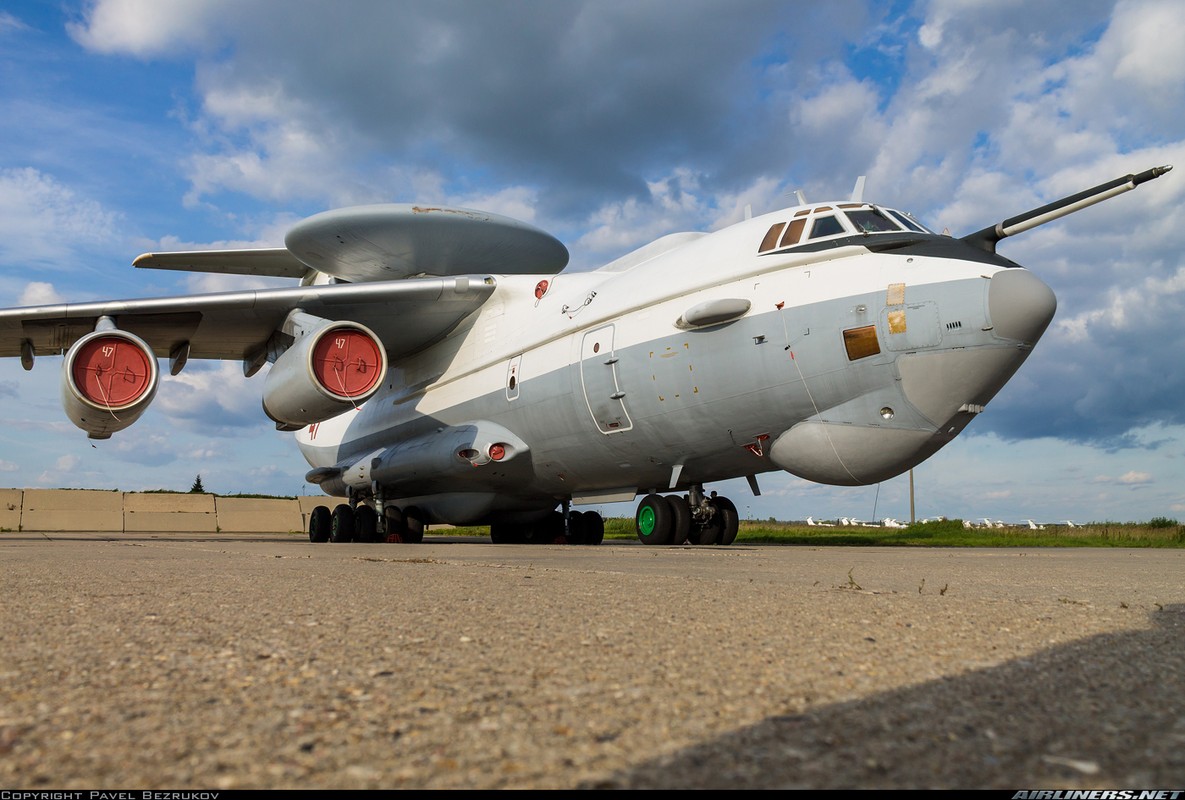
left=262, top=320, right=387, bottom=428
left=61, top=329, right=160, bottom=440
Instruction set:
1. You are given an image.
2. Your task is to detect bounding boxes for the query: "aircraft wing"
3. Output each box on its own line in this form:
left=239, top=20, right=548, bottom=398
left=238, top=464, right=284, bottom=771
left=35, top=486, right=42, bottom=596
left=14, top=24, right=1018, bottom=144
left=0, top=275, right=494, bottom=364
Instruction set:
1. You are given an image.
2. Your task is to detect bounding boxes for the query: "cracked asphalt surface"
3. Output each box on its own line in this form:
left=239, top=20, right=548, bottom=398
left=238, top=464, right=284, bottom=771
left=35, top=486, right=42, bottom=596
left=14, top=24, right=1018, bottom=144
left=2, top=532, right=1183, bottom=789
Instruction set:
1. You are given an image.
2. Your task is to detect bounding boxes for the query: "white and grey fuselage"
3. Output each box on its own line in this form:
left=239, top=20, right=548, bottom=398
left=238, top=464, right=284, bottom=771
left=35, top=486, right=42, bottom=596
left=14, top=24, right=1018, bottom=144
left=296, top=201, right=1056, bottom=526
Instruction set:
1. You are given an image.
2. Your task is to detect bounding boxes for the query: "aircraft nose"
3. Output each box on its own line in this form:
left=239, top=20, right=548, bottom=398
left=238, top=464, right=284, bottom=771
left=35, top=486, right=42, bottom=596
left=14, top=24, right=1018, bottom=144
left=987, top=268, right=1057, bottom=346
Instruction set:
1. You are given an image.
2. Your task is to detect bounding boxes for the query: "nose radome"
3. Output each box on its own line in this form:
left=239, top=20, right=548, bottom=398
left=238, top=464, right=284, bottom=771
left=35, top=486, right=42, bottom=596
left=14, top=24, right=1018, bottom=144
left=988, top=268, right=1057, bottom=346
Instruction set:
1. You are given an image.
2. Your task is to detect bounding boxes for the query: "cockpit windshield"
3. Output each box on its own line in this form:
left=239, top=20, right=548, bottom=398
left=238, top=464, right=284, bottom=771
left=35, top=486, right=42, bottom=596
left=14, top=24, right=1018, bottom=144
left=846, top=208, right=900, bottom=233
left=882, top=208, right=930, bottom=233
left=757, top=203, right=933, bottom=254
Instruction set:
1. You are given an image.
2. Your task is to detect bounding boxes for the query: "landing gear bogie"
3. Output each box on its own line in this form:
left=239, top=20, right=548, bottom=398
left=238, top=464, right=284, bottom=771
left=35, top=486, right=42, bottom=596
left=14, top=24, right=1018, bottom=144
left=489, top=509, right=604, bottom=545
left=633, top=488, right=740, bottom=546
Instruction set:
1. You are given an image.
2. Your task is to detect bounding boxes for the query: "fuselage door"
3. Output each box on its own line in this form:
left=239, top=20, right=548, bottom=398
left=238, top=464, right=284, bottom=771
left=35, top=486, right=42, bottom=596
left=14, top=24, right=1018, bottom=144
left=580, top=325, right=633, bottom=434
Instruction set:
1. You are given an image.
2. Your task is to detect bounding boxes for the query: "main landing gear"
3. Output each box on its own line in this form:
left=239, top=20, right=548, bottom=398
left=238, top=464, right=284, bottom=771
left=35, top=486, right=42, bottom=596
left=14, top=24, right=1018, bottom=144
left=307, top=501, right=605, bottom=545
left=489, top=509, right=605, bottom=545
left=635, top=486, right=739, bottom=546
left=307, top=502, right=424, bottom=543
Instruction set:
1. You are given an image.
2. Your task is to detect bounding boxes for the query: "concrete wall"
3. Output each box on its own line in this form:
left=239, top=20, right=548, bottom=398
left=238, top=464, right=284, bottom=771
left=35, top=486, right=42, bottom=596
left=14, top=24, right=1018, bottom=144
left=0, top=489, right=329, bottom=533
left=19, top=489, right=125, bottom=532
left=214, top=496, right=305, bottom=533
left=124, top=492, right=218, bottom=532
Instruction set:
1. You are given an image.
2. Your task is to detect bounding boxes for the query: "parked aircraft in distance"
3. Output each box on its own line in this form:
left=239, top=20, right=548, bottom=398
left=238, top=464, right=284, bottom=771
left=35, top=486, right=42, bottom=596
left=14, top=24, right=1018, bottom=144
left=809, top=516, right=904, bottom=528
left=0, top=166, right=1171, bottom=546
left=962, top=518, right=1077, bottom=530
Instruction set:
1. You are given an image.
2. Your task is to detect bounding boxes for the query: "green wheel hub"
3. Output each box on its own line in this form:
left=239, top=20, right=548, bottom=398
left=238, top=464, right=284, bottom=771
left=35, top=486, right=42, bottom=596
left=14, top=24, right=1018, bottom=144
left=638, top=505, right=657, bottom=536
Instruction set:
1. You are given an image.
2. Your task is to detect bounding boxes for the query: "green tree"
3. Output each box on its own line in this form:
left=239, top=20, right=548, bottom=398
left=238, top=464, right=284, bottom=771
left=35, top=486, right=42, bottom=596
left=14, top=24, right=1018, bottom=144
left=189, top=475, right=205, bottom=494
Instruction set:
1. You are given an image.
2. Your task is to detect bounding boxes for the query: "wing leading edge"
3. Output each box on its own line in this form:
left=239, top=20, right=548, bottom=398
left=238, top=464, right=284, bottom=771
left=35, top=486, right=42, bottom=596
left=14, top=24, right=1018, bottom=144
left=0, top=275, right=495, bottom=365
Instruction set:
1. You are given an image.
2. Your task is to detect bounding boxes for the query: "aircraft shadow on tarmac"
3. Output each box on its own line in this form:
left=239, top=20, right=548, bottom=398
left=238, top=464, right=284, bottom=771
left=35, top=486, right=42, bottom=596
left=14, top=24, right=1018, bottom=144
left=586, top=604, right=1185, bottom=789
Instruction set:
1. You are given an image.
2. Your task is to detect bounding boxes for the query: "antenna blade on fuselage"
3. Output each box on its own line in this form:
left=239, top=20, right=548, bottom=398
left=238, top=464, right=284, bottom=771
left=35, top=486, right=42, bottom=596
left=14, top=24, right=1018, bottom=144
left=850, top=176, right=866, bottom=203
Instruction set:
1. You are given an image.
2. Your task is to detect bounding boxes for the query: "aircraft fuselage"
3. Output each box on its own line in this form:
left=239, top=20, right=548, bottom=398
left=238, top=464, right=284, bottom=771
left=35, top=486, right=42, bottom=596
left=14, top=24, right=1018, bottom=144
left=296, top=208, right=1055, bottom=526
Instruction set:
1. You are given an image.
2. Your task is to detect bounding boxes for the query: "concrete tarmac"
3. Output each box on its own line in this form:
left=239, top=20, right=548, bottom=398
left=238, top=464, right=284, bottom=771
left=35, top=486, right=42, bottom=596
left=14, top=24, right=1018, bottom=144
left=2, top=532, right=1183, bottom=789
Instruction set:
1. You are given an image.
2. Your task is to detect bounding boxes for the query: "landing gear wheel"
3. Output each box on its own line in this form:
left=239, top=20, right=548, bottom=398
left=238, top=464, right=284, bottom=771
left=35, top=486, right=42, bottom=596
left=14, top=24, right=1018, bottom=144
left=636, top=493, right=672, bottom=545
left=383, top=506, right=404, bottom=543
left=582, top=511, right=605, bottom=546
left=330, top=504, right=355, bottom=543
left=712, top=496, right=740, bottom=545
left=666, top=495, right=692, bottom=545
left=693, top=513, right=724, bottom=546
left=489, top=521, right=514, bottom=544
left=309, top=505, right=330, bottom=543
left=402, top=505, right=425, bottom=544
left=354, top=505, right=379, bottom=542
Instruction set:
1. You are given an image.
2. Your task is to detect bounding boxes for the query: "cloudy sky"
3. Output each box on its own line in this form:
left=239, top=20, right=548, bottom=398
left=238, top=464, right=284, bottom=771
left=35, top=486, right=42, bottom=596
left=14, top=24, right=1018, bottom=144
left=1, top=0, right=1182, bottom=524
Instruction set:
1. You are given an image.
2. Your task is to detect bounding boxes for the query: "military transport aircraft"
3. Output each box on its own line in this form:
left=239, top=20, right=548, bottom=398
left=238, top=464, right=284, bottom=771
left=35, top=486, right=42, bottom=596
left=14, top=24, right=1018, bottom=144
left=0, top=165, right=1171, bottom=546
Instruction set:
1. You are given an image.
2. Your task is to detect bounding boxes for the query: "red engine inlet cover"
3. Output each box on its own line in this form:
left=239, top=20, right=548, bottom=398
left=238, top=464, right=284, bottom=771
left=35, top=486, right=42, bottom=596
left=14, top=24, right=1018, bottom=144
left=71, top=335, right=154, bottom=408
left=311, top=327, right=383, bottom=399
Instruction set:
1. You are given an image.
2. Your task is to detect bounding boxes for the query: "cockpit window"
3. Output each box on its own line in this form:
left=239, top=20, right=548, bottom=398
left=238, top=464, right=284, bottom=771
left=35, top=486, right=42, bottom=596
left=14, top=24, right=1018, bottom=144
left=780, top=218, right=806, bottom=247
left=883, top=208, right=930, bottom=233
left=807, top=215, right=845, bottom=239
left=846, top=208, right=900, bottom=233
left=759, top=222, right=786, bottom=252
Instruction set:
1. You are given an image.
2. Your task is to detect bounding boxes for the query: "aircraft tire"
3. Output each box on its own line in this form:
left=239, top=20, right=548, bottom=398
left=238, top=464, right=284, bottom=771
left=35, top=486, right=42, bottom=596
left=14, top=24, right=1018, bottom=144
left=330, top=504, right=355, bottom=543
left=665, top=495, right=692, bottom=545
left=382, top=505, right=405, bottom=542
left=403, top=505, right=426, bottom=543
left=309, top=505, right=331, bottom=543
left=354, top=505, right=378, bottom=542
left=713, top=496, right=740, bottom=545
left=692, top=514, right=723, bottom=546
left=489, top=521, right=517, bottom=543
left=636, top=493, right=672, bottom=545
left=581, top=511, right=604, bottom=545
